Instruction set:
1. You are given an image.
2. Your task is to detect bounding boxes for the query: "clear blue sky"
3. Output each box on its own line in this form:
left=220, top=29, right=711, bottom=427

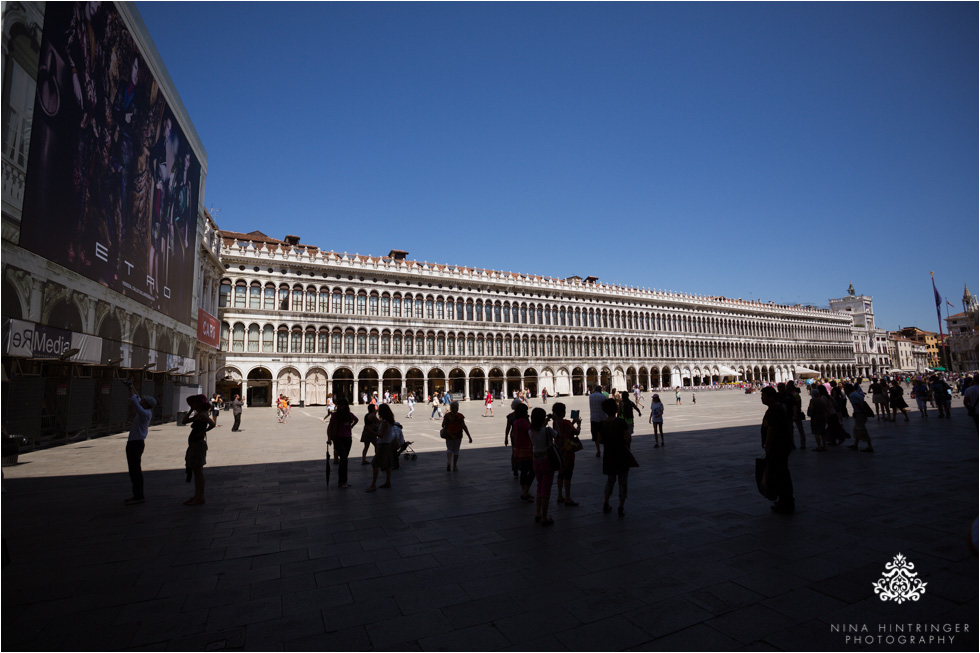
left=136, top=1, right=978, bottom=332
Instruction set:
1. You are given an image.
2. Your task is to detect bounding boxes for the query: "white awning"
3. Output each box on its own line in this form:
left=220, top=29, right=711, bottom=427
left=717, top=365, right=742, bottom=377
left=794, top=366, right=821, bottom=378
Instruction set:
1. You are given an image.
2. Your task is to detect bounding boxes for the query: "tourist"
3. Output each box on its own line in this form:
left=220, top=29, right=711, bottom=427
left=182, top=394, right=215, bottom=506
left=675, top=387, right=681, bottom=405
left=507, top=403, right=533, bottom=501
left=619, top=391, right=642, bottom=437
left=806, top=385, right=829, bottom=451
left=429, top=392, right=442, bottom=420
left=930, top=375, right=952, bottom=419
left=366, top=404, right=396, bottom=492
left=600, top=398, right=632, bottom=516
left=325, top=397, right=358, bottom=488
left=649, top=393, right=665, bottom=447
left=541, top=387, right=548, bottom=404
left=870, top=380, right=890, bottom=421
left=588, top=385, right=606, bottom=458
left=888, top=380, right=910, bottom=422
left=483, top=390, right=494, bottom=417
left=122, top=379, right=154, bottom=505
left=787, top=382, right=805, bottom=449
left=759, top=387, right=795, bottom=514
left=211, top=393, right=222, bottom=427
left=962, top=377, right=978, bottom=428
left=528, top=407, right=558, bottom=525
left=911, top=379, right=930, bottom=417
left=359, top=403, right=381, bottom=465
left=230, top=394, right=243, bottom=432
left=441, top=401, right=473, bottom=471
left=405, top=393, right=415, bottom=419
left=845, top=383, right=874, bottom=453
left=552, top=402, right=582, bottom=507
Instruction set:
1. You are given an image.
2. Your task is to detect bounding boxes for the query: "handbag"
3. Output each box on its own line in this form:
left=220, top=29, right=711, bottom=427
left=755, top=457, right=778, bottom=500
left=546, top=441, right=564, bottom=470
left=439, top=428, right=447, bottom=439
left=565, top=436, right=584, bottom=453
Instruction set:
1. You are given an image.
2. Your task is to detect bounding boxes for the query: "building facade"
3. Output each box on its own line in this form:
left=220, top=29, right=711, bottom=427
left=216, top=231, right=858, bottom=407
left=946, top=285, right=979, bottom=373
left=895, top=327, right=941, bottom=368
left=1, top=1, right=214, bottom=446
left=828, top=287, right=891, bottom=378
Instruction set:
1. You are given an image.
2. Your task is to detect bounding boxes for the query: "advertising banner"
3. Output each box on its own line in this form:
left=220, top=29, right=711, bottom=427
left=20, top=1, right=201, bottom=326
left=197, top=307, right=220, bottom=348
left=2, top=318, right=104, bottom=363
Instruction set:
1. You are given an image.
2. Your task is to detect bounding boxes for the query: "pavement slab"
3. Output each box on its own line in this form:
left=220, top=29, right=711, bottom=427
left=2, top=389, right=977, bottom=650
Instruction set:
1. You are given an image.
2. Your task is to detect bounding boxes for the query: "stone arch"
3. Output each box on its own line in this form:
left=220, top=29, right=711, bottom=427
left=306, top=367, right=328, bottom=405
left=277, top=367, right=302, bottom=404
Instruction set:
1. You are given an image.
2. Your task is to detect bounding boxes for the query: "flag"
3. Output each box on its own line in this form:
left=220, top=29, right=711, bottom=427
left=946, top=299, right=956, bottom=308
left=931, top=272, right=944, bottom=337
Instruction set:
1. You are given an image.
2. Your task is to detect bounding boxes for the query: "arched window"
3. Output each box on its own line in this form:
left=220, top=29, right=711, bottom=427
left=466, top=301, right=474, bottom=321
left=305, top=329, right=315, bottom=353
left=220, top=322, right=230, bottom=350
left=392, top=333, right=402, bottom=354
left=356, top=334, right=366, bottom=354
left=247, top=325, right=259, bottom=352
left=381, top=333, right=391, bottom=354
left=426, top=336, right=435, bottom=355
left=369, top=333, right=379, bottom=354
left=249, top=283, right=261, bottom=309
left=318, top=289, right=329, bottom=312
left=426, top=299, right=434, bottom=319
left=345, top=292, right=355, bottom=314
left=332, top=331, right=342, bottom=353
left=291, top=329, right=302, bottom=353
left=292, top=287, right=303, bottom=311
left=318, top=330, right=329, bottom=353
left=369, top=295, right=379, bottom=316
left=264, top=284, right=276, bottom=310
left=332, top=290, right=342, bottom=313
left=393, top=296, right=402, bottom=317
left=306, top=288, right=316, bottom=312
left=232, top=323, right=245, bottom=351
left=381, top=295, right=391, bottom=316
left=219, top=280, right=231, bottom=308
left=344, top=333, right=354, bottom=354
left=263, top=325, right=274, bottom=352
left=234, top=282, right=247, bottom=308
left=277, top=328, right=289, bottom=353
left=357, top=294, right=366, bottom=315
left=494, top=304, right=502, bottom=322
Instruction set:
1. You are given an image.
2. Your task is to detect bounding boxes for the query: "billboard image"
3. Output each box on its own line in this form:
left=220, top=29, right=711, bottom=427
left=20, top=1, right=201, bottom=325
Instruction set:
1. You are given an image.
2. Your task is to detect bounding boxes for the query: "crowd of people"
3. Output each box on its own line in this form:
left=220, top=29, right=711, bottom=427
left=118, top=372, right=976, bottom=515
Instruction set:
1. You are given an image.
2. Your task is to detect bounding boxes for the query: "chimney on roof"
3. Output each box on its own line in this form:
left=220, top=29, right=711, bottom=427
left=388, top=249, right=408, bottom=260
left=284, top=235, right=301, bottom=246
left=584, top=276, right=599, bottom=284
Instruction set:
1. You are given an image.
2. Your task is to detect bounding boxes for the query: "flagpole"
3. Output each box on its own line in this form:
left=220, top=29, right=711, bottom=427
left=930, top=272, right=946, bottom=370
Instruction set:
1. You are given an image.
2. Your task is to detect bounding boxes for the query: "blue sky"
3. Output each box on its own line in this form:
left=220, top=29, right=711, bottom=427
left=136, top=1, right=978, bottom=332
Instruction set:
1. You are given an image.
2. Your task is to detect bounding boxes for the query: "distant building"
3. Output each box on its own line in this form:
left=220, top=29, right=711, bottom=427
left=946, top=285, right=979, bottom=373
left=894, top=327, right=941, bottom=368
left=887, top=335, right=927, bottom=374
left=828, top=287, right=890, bottom=377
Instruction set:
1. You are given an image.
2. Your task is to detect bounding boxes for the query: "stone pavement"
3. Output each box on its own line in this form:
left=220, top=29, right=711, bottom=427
left=2, top=389, right=977, bottom=651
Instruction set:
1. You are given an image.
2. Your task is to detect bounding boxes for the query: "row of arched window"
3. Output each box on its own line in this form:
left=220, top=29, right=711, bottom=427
left=220, top=322, right=853, bottom=362
left=218, top=279, right=851, bottom=342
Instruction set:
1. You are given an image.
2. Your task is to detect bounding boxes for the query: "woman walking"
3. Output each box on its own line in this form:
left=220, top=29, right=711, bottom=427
left=430, top=392, right=443, bottom=420
left=366, top=404, right=396, bottom=492
left=552, top=402, right=581, bottom=507
left=806, top=385, right=831, bottom=451
left=649, top=393, right=665, bottom=447
left=483, top=390, right=494, bottom=417
left=182, top=394, right=215, bottom=506
left=528, top=407, right=558, bottom=525
left=600, top=398, right=632, bottom=516
left=870, top=381, right=889, bottom=421
left=889, top=380, right=910, bottom=422
left=911, top=379, right=929, bottom=417
left=325, top=397, right=358, bottom=488
left=441, top=401, right=473, bottom=471
left=360, top=404, right=381, bottom=465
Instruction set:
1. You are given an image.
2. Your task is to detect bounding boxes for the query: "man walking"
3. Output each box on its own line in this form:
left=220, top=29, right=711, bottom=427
left=760, top=386, right=795, bottom=514
left=123, top=379, right=155, bottom=505
left=231, top=394, right=244, bottom=431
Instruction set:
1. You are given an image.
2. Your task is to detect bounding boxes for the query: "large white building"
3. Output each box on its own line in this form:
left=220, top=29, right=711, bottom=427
left=216, top=231, right=858, bottom=407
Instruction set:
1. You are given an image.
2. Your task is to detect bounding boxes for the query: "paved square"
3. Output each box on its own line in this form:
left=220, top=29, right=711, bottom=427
left=3, top=389, right=977, bottom=650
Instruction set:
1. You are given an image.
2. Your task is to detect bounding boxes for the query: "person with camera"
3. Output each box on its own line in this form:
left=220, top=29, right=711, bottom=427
left=123, top=379, right=155, bottom=505
left=182, top=394, right=215, bottom=506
